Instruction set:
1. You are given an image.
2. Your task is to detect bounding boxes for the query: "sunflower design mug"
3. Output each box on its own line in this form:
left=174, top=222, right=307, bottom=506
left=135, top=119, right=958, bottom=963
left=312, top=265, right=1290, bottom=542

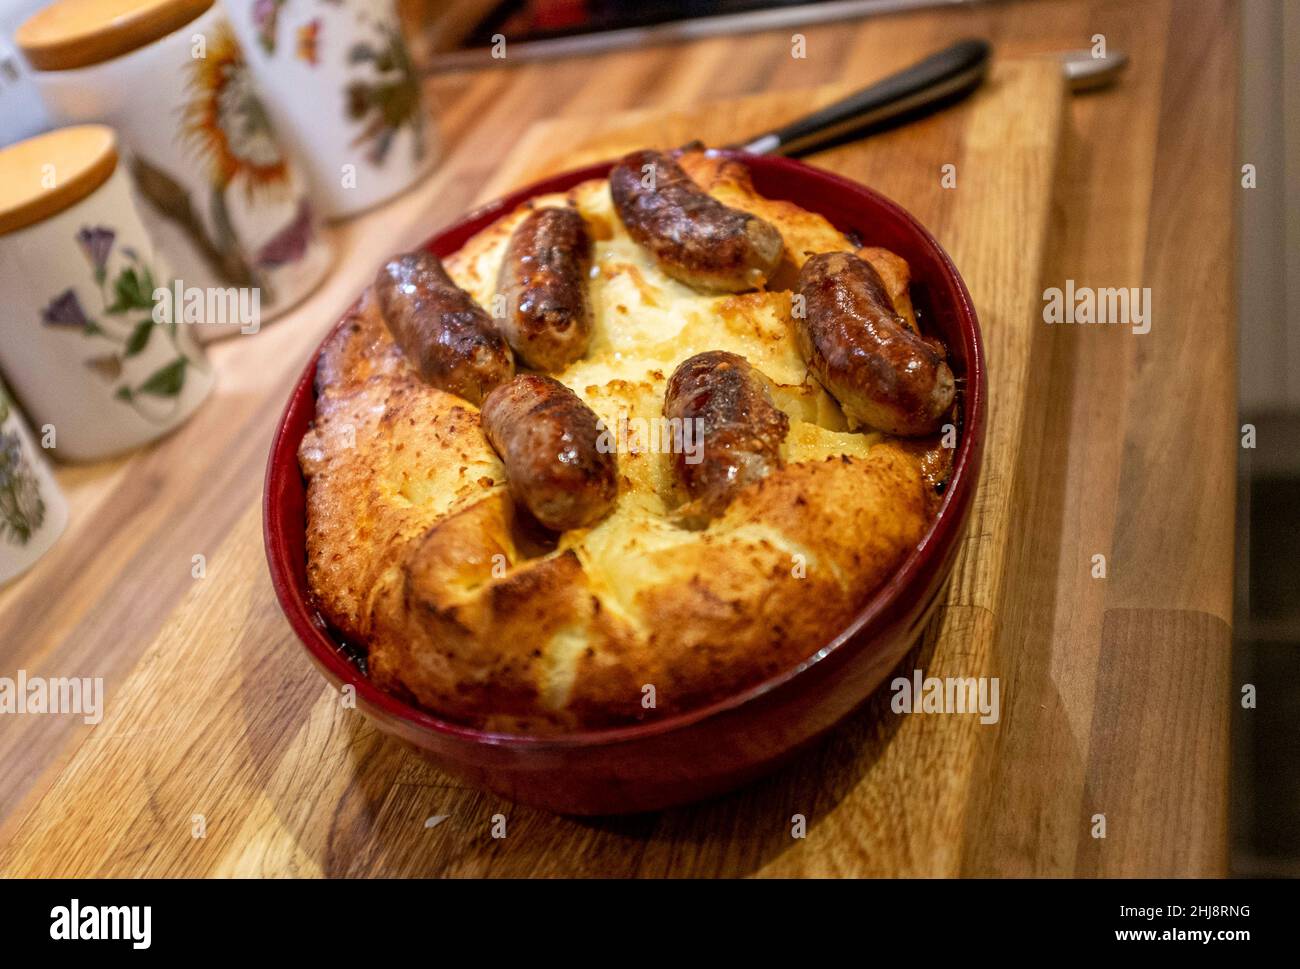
left=0, top=125, right=213, bottom=461
left=223, top=0, right=436, bottom=218
left=17, top=0, right=334, bottom=338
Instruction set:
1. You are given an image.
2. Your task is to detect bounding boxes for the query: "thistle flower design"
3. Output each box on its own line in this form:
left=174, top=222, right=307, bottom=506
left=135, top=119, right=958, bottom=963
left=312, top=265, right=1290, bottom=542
left=0, top=397, right=45, bottom=547
left=76, top=226, right=116, bottom=283
left=41, top=289, right=91, bottom=331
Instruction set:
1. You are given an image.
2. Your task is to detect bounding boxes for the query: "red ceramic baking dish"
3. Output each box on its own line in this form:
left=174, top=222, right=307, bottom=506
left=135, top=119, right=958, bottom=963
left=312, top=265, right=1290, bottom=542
left=264, top=153, right=985, bottom=815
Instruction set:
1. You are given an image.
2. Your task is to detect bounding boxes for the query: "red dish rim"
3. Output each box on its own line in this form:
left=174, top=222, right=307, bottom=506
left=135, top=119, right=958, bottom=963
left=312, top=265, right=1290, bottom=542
left=264, top=153, right=986, bottom=751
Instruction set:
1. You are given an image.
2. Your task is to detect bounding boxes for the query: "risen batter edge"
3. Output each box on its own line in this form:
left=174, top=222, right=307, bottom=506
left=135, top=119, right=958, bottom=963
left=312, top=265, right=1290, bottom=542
left=299, top=152, right=948, bottom=734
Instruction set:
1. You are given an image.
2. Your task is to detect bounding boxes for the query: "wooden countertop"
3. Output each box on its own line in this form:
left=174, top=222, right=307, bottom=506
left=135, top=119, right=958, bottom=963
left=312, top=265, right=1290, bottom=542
left=0, top=0, right=1236, bottom=876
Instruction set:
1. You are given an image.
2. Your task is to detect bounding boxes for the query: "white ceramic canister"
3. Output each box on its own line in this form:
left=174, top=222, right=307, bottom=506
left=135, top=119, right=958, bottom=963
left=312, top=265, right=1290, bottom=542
left=0, top=374, right=69, bottom=586
left=0, top=35, right=51, bottom=148
left=17, top=0, right=333, bottom=338
left=222, top=0, right=437, bottom=218
left=0, top=125, right=214, bottom=461
left=0, top=0, right=56, bottom=147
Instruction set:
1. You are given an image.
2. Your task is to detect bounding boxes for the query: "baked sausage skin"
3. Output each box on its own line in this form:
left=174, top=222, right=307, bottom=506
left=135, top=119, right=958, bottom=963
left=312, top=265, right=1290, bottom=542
left=494, top=206, right=594, bottom=371
left=480, top=374, right=618, bottom=532
left=663, top=350, right=790, bottom=521
left=796, top=251, right=955, bottom=436
left=375, top=250, right=514, bottom=406
left=609, top=149, right=783, bottom=292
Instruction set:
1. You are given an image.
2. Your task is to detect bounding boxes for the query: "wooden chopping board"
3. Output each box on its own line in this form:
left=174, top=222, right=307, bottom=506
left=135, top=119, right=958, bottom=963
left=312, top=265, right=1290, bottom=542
left=0, top=58, right=1160, bottom=877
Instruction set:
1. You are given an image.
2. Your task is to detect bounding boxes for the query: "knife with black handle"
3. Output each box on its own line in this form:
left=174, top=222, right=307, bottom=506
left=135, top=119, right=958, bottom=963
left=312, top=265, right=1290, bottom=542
left=731, top=38, right=992, bottom=157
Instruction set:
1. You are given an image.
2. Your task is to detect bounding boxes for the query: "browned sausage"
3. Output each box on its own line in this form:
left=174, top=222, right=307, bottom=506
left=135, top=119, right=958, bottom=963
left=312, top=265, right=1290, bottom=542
left=663, top=350, right=789, bottom=521
left=609, top=149, right=783, bottom=292
left=480, top=374, right=617, bottom=531
left=374, top=250, right=514, bottom=406
left=796, top=252, right=955, bottom=436
left=493, top=206, right=594, bottom=372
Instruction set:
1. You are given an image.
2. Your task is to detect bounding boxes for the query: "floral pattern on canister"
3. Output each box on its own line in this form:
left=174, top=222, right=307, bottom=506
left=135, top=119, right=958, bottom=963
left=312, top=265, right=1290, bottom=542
left=128, top=19, right=319, bottom=305
left=184, top=22, right=292, bottom=199
left=39, top=226, right=204, bottom=421
left=249, top=0, right=425, bottom=165
left=346, top=22, right=425, bottom=166
left=0, top=392, right=46, bottom=547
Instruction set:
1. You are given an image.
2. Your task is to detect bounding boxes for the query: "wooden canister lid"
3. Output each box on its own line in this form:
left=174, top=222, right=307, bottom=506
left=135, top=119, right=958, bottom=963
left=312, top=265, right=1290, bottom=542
left=0, top=125, right=120, bottom=235
left=16, top=0, right=214, bottom=72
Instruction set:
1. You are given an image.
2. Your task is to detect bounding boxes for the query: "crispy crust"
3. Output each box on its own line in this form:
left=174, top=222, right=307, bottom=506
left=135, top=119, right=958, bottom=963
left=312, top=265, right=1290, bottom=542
left=299, top=151, right=947, bottom=734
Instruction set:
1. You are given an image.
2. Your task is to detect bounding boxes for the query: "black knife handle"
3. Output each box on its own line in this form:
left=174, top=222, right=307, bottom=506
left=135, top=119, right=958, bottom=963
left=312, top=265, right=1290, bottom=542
left=733, top=38, right=992, bottom=157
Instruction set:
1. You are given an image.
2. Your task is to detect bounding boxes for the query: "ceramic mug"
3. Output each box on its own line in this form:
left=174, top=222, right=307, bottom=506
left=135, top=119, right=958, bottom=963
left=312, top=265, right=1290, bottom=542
left=223, top=0, right=437, bottom=218
left=18, top=0, right=334, bottom=336
left=0, top=124, right=214, bottom=462
left=0, top=375, right=69, bottom=586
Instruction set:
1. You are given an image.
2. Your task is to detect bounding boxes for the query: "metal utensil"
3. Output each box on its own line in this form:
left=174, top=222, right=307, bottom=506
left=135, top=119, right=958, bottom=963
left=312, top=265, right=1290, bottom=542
left=730, top=38, right=1128, bottom=158
left=1059, top=47, right=1130, bottom=92
left=734, top=38, right=991, bottom=156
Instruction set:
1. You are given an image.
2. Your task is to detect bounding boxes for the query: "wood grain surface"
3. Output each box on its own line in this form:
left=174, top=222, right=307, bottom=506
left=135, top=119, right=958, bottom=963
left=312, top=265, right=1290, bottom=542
left=0, top=0, right=1236, bottom=877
